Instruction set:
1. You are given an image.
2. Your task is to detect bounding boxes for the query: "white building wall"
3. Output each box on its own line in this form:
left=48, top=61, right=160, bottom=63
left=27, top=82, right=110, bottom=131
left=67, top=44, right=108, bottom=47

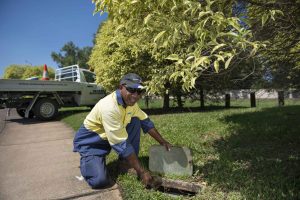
left=228, top=89, right=300, bottom=99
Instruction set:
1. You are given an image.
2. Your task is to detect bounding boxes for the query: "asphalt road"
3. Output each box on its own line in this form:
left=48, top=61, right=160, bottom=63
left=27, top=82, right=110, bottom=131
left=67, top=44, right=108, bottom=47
left=0, top=109, right=122, bottom=200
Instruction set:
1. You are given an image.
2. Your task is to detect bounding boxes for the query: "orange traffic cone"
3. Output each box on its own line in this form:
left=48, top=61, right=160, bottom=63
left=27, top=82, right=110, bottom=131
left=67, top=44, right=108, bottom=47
left=42, top=64, right=49, bottom=80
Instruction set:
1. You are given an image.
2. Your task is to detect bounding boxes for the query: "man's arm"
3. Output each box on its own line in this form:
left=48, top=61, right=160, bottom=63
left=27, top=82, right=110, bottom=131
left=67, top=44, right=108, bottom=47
left=125, top=152, right=152, bottom=185
left=125, top=128, right=171, bottom=186
left=148, top=128, right=171, bottom=151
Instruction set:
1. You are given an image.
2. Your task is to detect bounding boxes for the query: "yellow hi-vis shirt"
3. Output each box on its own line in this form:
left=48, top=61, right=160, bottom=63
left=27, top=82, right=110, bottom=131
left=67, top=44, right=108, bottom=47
left=74, top=90, right=154, bottom=157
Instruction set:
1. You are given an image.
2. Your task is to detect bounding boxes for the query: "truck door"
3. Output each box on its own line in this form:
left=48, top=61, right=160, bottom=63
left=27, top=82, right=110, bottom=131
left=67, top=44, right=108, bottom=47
left=78, top=70, right=106, bottom=105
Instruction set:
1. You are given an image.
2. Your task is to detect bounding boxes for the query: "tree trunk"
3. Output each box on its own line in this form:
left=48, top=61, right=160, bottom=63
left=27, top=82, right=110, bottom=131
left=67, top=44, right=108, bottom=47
left=250, top=92, right=256, bottom=107
left=145, top=95, right=149, bottom=109
left=176, top=94, right=183, bottom=108
left=278, top=90, right=284, bottom=107
left=163, top=91, right=170, bottom=110
left=225, top=93, right=230, bottom=108
left=200, top=88, right=204, bottom=109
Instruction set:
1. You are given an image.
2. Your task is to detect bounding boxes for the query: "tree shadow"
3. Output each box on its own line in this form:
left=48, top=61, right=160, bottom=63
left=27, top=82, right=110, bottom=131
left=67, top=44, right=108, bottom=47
left=143, top=105, right=247, bottom=116
left=200, top=105, right=300, bottom=199
left=56, top=105, right=247, bottom=118
left=106, top=159, right=119, bottom=183
left=139, top=156, right=150, bottom=169
left=4, top=107, right=90, bottom=124
left=56, top=107, right=91, bottom=120
left=7, top=118, right=52, bottom=124
left=106, top=156, right=150, bottom=183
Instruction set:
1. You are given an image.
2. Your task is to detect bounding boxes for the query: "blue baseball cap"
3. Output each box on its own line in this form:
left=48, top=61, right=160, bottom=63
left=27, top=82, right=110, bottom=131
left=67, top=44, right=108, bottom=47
left=120, top=73, right=145, bottom=89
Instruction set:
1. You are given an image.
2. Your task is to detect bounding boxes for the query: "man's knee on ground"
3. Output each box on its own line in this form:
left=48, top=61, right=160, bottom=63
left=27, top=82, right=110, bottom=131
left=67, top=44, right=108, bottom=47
left=87, top=175, right=110, bottom=189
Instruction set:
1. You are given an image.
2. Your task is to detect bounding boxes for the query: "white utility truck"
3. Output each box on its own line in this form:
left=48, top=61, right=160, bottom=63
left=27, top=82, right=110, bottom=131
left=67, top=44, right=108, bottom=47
left=0, top=65, right=106, bottom=120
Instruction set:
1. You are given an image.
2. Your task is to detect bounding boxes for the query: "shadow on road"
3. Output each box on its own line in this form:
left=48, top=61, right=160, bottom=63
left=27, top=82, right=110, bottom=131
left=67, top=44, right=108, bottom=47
left=6, top=118, right=55, bottom=124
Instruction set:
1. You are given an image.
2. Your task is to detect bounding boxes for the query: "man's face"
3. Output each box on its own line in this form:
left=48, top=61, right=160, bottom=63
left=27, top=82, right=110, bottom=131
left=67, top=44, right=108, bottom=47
left=120, top=85, right=143, bottom=106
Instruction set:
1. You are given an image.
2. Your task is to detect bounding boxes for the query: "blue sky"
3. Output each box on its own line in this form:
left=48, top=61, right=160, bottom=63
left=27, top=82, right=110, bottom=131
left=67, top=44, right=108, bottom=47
left=0, top=0, right=107, bottom=77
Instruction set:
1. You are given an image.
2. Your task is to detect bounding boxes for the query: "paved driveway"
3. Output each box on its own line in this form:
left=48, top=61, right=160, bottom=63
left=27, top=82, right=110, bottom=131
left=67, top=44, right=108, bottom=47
left=0, top=109, right=122, bottom=200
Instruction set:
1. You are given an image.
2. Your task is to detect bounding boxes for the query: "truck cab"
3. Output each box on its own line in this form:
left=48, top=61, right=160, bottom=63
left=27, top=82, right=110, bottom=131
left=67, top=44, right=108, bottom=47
left=54, top=65, right=105, bottom=106
left=55, top=65, right=96, bottom=83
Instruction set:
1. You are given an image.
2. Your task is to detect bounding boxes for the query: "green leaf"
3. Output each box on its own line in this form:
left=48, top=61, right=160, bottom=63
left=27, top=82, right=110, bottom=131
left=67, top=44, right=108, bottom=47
left=198, top=11, right=212, bottom=19
left=211, top=43, right=226, bottom=54
left=183, top=7, right=191, bottom=15
left=186, top=56, right=195, bottom=62
left=154, top=31, right=166, bottom=42
left=250, top=43, right=259, bottom=56
left=228, top=18, right=241, bottom=31
left=201, top=18, right=209, bottom=29
left=108, top=40, right=119, bottom=47
left=214, top=54, right=225, bottom=62
left=262, top=14, right=269, bottom=27
left=192, top=56, right=209, bottom=69
left=115, top=24, right=125, bottom=32
left=270, top=10, right=276, bottom=21
left=162, top=40, right=169, bottom=47
left=166, top=54, right=179, bottom=61
left=171, top=5, right=177, bottom=12
left=214, top=60, right=219, bottom=73
left=183, top=21, right=189, bottom=34
left=219, top=32, right=238, bottom=38
left=191, top=77, right=196, bottom=88
left=172, top=0, right=177, bottom=7
left=169, top=72, right=178, bottom=81
left=144, top=14, right=152, bottom=24
left=160, top=0, right=168, bottom=7
left=275, top=10, right=284, bottom=16
left=176, top=59, right=183, bottom=65
left=180, top=71, right=185, bottom=77
left=225, top=55, right=234, bottom=69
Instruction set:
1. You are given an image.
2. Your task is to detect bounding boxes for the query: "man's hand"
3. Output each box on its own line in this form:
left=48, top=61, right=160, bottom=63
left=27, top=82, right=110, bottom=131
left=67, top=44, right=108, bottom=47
left=161, top=141, right=172, bottom=151
left=125, top=153, right=153, bottom=186
left=148, top=128, right=172, bottom=151
left=138, top=170, right=152, bottom=186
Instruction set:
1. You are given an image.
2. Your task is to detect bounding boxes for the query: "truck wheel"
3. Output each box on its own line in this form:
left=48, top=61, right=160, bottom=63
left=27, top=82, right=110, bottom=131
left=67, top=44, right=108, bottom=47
left=34, top=99, right=58, bottom=120
left=16, top=104, right=34, bottom=118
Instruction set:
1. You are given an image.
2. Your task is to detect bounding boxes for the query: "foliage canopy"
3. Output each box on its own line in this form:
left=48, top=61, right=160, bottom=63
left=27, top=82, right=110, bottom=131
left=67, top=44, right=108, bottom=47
left=51, top=41, right=92, bottom=69
left=91, top=0, right=262, bottom=93
left=244, top=0, right=300, bottom=89
left=3, top=64, right=55, bottom=80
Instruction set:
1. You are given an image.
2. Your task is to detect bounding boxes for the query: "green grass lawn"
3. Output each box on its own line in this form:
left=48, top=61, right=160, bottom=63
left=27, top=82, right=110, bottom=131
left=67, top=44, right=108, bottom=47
left=59, top=99, right=300, bottom=199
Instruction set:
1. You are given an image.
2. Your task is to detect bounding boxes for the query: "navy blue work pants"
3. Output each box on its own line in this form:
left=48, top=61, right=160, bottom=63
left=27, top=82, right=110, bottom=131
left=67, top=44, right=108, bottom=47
left=80, top=117, right=141, bottom=189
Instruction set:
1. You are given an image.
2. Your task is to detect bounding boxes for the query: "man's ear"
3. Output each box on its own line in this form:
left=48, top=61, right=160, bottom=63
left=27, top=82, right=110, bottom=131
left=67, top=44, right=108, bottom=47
left=119, top=85, right=123, bottom=90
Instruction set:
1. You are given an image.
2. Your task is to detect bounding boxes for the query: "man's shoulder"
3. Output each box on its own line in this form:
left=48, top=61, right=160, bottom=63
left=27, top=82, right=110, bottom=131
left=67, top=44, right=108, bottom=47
left=99, top=91, right=118, bottom=109
left=100, top=91, right=115, bottom=101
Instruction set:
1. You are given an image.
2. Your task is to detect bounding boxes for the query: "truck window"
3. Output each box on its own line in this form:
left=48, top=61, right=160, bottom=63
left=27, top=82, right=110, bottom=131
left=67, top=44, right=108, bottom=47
left=60, top=72, right=77, bottom=81
left=83, top=71, right=96, bottom=83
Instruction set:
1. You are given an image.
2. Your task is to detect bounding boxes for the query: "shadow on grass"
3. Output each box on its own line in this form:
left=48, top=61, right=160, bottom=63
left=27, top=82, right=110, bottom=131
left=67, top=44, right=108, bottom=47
left=143, top=105, right=247, bottom=116
left=105, top=156, right=150, bottom=184
left=106, top=159, right=119, bottom=183
left=107, top=156, right=149, bottom=177
left=200, top=105, right=300, bottom=199
left=56, top=105, right=247, bottom=119
left=56, top=107, right=91, bottom=120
